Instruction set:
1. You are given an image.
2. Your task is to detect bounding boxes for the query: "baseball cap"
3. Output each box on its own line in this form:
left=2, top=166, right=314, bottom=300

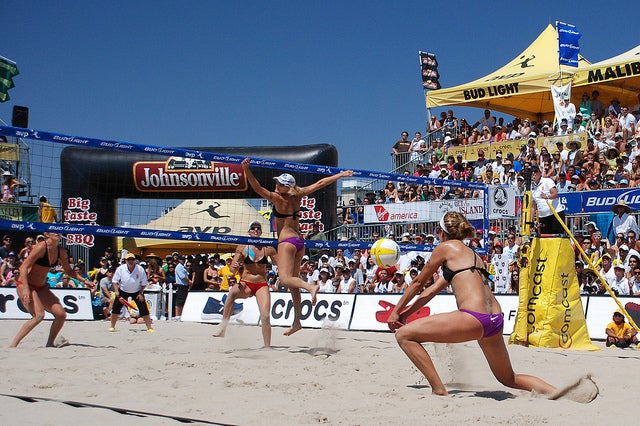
left=273, top=173, right=296, bottom=187
left=248, top=220, right=262, bottom=231
left=125, top=253, right=136, bottom=260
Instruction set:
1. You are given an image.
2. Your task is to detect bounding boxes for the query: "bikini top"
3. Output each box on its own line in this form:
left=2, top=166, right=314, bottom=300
left=34, top=245, right=60, bottom=268
left=272, top=205, right=300, bottom=219
left=441, top=247, right=491, bottom=283
left=243, top=246, right=269, bottom=265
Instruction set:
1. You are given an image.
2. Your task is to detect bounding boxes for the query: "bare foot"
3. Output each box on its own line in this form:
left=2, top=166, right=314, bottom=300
left=47, top=336, right=70, bottom=348
left=213, top=320, right=228, bottom=338
left=284, top=322, right=302, bottom=336
left=309, top=284, right=319, bottom=306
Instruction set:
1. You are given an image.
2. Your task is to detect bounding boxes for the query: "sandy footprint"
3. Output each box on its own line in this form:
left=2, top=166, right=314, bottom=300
left=548, top=374, right=599, bottom=403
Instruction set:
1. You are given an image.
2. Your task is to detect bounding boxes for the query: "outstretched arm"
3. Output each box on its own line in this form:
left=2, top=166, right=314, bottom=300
left=241, top=158, right=272, bottom=200
left=302, top=170, right=354, bottom=195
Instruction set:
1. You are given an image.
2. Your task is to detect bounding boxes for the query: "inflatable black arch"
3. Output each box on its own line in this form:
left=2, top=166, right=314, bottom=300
left=61, top=144, right=338, bottom=262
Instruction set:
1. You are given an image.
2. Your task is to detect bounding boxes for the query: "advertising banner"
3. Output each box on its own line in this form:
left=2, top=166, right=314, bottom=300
left=364, top=198, right=485, bottom=224
left=0, top=287, right=94, bottom=320
left=509, top=238, right=598, bottom=350
left=446, top=133, right=586, bottom=162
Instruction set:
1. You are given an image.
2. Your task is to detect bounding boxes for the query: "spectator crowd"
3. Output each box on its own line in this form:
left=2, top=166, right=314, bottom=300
left=390, top=92, right=640, bottom=200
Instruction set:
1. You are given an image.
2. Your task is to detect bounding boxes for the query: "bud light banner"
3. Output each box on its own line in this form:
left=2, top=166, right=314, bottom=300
left=557, top=22, right=581, bottom=67
left=557, top=188, right=640, bottom=214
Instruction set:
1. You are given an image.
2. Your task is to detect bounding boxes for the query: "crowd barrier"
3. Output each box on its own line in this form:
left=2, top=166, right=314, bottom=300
left=2, top=287, right=636, bottom=342
left=181, top=291, right=640, bottom=342
left=0, top=287, right=164, bottom=321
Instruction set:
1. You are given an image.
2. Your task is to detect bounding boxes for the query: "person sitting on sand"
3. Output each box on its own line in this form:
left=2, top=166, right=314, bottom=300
left=605, top=309, right=638, bottom=348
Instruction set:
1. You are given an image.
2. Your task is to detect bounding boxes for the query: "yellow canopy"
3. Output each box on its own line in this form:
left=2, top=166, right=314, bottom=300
left=572, top=44, right=640, bottom=108
left=426, top=24, right=590, bottom=122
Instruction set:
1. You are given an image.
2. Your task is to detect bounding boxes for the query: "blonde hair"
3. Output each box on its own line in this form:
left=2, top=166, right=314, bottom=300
left=441, top=211, right=474, bottom=240
left=287, top=185, right=305, bottom=197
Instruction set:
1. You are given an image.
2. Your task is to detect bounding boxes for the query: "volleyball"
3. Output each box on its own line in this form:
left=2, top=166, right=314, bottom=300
left=370, top=238, right=401, bottom=268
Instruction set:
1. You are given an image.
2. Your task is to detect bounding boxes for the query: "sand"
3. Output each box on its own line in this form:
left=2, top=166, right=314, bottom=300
left=0, top=319, right=636, bottom=425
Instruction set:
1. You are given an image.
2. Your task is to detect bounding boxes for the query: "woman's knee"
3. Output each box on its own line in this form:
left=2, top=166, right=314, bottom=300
left=260, top=312, right=271, bottom=326
left=33, top=311, right=46, bottom=322
left=395, top=327, right=413, bottom=345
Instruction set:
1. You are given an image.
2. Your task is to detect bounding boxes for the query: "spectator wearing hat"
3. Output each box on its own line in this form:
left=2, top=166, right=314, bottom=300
left=609, top=262, right=630, bottom=296
left=145, top=253, right=166, bottom=289
left=494, top=124, right=506, bottom=142
left=611, top=200, right=639, bottom=237
left=558, top=94, right=577, bottom=130
left=109, top=253, right=153, bottom=332
left=556, top=118, right=571, bottom=136
left=597, top=253, right=616, bottom=285
left=491, top=152, right=504, bottom=176
left=0, top=234, right=13, bottom=259
left=472, top=156, right=486, bottom=180
left=573, top=113, right=586, bottom=133
left=505, top=122, right=519, bottom=140
left=556, top=173, right=571, bottom=193
left=531, top=164, right=566, bottom=235
left=565, top=140, right=583, bottom=167
left=605, top=310, right=638, bottom=348
left=1, top=171, right=23, bottom=203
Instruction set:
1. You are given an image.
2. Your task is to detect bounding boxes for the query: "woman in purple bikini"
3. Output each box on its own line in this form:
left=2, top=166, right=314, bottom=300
left=387, top=211, right=557, bottom=397
left=241, top=158, right=353, bottom=335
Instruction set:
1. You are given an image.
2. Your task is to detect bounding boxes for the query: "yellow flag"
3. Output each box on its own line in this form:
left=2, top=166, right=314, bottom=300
left=509, top=237, right=599, bottom=350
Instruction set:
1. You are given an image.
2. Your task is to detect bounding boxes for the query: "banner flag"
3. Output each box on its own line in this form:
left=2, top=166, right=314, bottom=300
left=550, top=82, right=572, bottom=126
left=557, top=22, right=581, bottom=67
left=509, top=238, right=598, bottom=350
left=419, top=51, right=441, bottom=90
left=0, top=55, right=19, bottom=103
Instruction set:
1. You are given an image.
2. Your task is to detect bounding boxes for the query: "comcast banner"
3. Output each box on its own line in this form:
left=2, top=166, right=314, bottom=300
left=509, top=238, right=598, bottom=350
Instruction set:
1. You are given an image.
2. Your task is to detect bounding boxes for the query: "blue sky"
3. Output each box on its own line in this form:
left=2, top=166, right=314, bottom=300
left=1, top=1, right=638, bottom=176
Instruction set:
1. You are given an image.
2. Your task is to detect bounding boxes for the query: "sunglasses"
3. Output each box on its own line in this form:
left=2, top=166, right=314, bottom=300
left=249, top=226, right=262, bottom=231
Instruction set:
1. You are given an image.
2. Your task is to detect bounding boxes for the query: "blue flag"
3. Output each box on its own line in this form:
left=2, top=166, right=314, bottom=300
left=557, top=22, right=581, bottom=67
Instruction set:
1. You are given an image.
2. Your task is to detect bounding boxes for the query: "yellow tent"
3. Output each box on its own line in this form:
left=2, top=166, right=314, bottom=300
left=426, top=25, right=590, bottom=122
left=572, top=44, right=640, bottom=108
left=120, top=198, right=274, bottom=258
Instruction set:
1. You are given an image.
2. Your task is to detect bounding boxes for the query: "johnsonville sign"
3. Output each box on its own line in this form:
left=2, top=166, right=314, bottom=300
left=133, top=158, right=246, bottom=192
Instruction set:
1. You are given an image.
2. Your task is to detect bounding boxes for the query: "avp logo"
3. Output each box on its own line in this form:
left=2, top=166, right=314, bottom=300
left=374, top=205, right=389, bottom=221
